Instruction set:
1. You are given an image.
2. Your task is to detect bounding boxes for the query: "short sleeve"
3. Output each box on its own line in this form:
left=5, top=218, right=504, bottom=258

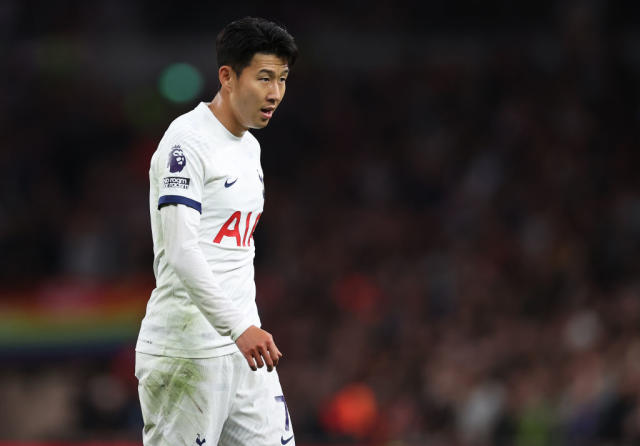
left=155, top=132, right=205, bottom=213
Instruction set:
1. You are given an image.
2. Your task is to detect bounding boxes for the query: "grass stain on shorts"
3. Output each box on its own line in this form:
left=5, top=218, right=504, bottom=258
left=143, top=357, right=206, bottom=419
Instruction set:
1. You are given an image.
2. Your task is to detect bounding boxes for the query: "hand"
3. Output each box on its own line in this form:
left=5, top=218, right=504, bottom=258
left=235, top=325, right=283, bottom=372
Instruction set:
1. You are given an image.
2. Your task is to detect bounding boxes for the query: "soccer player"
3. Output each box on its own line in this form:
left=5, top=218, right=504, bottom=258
left=135, top=17, right=298, bottom=446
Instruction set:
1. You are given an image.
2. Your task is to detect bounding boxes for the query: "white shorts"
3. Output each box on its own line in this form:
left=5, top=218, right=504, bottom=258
left=135, top=351, right=295, bottom=446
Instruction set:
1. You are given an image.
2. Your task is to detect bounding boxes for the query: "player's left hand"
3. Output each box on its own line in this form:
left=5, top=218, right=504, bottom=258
left=235, top=325, right=283, bottom=372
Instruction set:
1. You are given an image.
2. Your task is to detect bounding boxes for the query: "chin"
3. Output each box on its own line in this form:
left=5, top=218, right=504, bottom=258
left=253, top=120, right=270, bottom=129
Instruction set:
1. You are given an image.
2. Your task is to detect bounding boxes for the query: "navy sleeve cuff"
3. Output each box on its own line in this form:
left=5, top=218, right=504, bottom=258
left=158, top=195, right=202, bottom=213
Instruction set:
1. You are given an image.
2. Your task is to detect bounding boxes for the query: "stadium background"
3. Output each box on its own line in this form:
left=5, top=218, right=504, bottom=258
left=2, top=0, right=640, bottom=444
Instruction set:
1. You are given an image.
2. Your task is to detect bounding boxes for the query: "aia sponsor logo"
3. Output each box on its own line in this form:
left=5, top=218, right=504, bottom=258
left=213, top=211, right=262, bottom=247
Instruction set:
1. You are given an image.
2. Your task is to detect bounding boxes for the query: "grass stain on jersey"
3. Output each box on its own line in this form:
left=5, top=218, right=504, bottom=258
left=179, top=312, right=196, bottom=331
left=171, top=310, right=201, bottom=333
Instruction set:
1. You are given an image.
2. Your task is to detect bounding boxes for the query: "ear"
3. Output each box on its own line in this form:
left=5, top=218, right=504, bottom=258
left=218, top=66, right=234, bottom=91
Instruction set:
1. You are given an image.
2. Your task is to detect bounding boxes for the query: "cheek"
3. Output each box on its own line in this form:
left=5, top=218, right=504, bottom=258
left=233, top=84, right=264, bottom=122
left=244, top=90, right=263, bottom=115
left=237, top=90, right=254, bottom=110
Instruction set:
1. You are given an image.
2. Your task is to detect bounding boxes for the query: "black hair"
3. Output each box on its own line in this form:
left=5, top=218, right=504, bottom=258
left=216, top=17, right=298, bottom=76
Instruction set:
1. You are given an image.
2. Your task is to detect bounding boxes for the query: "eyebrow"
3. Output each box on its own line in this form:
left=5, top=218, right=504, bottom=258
left=257, top=68, right=290, bottom=76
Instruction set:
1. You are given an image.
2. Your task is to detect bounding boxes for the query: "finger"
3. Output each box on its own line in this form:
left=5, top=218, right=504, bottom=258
left=274, top=343, right=283, bottom=359
left=267, top=333, right=282, bottom=359
left=244, top=353, right=257, bottom=371
left=254, top=348, right=265, bottom=369
left=267, top=343, right=279, bottom=369
left=262, top=345, right=275, bottom=372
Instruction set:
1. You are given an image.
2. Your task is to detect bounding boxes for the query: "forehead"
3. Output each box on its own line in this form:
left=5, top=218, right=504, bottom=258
left=246, top=53, right=289, bottom=72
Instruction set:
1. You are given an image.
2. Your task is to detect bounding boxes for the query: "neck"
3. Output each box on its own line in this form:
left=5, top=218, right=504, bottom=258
left=207, top=93, right=246, bottom=138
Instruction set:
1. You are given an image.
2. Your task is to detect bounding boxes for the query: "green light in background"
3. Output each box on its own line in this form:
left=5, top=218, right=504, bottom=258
left=159, top=63, right=203, bottom=103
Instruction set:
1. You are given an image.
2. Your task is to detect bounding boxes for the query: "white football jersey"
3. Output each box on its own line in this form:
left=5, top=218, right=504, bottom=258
left=136, top=102, right=265, bottom=358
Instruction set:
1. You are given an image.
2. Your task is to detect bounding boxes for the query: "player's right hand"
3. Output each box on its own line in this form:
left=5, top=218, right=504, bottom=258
left=235, top=325, right=283, bottom=372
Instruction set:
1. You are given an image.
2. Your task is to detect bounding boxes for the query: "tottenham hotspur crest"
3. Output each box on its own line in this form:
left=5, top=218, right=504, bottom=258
left=168, top=145, right=187, bottom=173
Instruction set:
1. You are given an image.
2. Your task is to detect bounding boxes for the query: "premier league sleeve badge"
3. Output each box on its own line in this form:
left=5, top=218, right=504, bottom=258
left=167, top=145, right=187, bottom=173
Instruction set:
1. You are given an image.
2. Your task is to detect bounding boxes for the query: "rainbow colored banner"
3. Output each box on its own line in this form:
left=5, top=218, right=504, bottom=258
left=0, top=278, right=151, bottom=349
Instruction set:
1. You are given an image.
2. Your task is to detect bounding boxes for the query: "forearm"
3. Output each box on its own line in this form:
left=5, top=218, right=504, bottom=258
left=161, top=204, right=253, bottom=340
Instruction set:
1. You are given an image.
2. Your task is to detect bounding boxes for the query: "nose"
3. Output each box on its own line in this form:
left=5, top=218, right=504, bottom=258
left=266, top=82, right=282, bottom=103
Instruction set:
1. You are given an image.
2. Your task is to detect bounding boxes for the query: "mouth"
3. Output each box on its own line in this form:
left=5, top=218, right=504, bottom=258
left=260, top=107, right=275, bottom=119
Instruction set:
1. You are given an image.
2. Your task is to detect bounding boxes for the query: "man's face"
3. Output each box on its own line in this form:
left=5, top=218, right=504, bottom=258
left=229, top=53, right=289, bottom=130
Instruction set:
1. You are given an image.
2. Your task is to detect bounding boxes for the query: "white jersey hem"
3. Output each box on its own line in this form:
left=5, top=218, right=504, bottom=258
left=135, top=341, right=239, bottom=359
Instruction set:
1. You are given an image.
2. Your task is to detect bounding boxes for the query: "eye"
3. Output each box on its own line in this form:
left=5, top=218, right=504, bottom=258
left=259, top=77, right=269, bottom=82
left=279, top=77, right=287, bottom=83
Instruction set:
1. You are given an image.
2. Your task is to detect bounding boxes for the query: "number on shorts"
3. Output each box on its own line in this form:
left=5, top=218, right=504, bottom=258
left=274, top=395, right=290, bottom=431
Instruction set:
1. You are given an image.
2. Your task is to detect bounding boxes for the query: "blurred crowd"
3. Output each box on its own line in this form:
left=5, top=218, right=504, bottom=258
left=2, top=1, right=640, bottom=445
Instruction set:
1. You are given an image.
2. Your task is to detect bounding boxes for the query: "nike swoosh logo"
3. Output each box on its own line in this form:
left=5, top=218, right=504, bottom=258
left=224, top=178, right=238, bottom=188
left=281, top=435, right=294, bottom=445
